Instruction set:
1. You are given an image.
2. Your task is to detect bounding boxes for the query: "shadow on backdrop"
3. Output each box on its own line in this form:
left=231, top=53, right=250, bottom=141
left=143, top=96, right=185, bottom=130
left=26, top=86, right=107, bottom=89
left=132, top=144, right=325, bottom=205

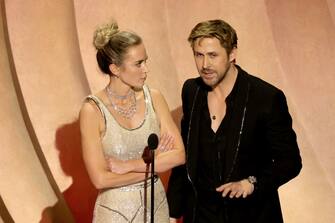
left=40, top=200, right=75, bottom=223
left=53, top=119, right=98, bottom=223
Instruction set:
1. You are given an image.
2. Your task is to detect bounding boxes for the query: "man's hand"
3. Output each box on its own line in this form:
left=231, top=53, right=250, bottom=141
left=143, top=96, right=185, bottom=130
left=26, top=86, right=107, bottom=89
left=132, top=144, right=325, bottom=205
left=169, top=217, right=177, bottom=223
left=216, top=179, right=254, bottom=198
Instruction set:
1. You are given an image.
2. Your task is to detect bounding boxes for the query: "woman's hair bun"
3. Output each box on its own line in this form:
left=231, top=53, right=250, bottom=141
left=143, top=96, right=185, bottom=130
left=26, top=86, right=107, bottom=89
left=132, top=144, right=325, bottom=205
left=93, top=21, right=119, bottom=50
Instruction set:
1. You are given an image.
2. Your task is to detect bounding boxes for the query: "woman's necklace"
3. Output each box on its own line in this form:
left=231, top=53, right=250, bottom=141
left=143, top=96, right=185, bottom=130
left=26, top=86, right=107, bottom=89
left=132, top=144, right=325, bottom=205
left=106, top=86, right=137, bottom=119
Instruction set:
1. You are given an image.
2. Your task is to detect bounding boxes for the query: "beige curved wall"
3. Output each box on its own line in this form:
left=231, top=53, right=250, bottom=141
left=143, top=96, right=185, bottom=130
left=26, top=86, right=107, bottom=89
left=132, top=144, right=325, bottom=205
left=1, top=0, right=334, bottom=222
left=0, top=2, right=62, bottom=222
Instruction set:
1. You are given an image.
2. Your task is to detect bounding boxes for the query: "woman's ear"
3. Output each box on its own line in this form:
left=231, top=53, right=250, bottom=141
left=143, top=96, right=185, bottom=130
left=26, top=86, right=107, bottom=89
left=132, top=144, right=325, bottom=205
left=109, top=64, right=120, bottom=76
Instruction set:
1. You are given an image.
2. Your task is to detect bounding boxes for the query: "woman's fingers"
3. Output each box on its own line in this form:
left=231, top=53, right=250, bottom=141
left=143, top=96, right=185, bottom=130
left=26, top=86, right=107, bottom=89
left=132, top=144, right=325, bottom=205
left=158, top=133, right=174, bottom=152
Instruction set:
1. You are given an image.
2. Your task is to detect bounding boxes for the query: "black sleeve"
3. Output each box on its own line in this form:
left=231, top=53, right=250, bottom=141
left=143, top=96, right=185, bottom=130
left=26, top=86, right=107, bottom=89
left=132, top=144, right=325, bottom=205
left=166, top=80, right=192, bottom=218
left=256, top=90, right=302, bottom=194
left=167, top=164, right=188, bottom=218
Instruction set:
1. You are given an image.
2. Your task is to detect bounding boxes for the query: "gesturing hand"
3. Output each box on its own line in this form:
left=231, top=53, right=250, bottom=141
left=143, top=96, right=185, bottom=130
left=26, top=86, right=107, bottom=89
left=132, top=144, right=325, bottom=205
left=216, top=179, right=254, bottom=198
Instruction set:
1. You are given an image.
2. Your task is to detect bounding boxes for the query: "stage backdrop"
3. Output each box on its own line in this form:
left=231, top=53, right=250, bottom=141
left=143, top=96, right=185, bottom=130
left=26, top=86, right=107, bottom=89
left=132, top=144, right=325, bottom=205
left=1, top=0, right=334, bottom=222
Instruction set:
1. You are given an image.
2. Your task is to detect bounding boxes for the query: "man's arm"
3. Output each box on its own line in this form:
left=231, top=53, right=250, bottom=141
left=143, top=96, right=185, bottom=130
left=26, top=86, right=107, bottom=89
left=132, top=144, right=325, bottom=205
left=258, top=90, right=302, bottom=192
left=217, top=90, right=302, bottom=198
left=167, top=164, right=188, bottom=218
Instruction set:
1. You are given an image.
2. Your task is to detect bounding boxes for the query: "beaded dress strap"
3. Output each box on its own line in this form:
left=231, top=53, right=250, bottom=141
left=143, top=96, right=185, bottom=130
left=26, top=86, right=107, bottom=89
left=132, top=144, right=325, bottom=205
left=142, top=85, right=155, bottom=113
left=85, top=95, right=107, bottom=128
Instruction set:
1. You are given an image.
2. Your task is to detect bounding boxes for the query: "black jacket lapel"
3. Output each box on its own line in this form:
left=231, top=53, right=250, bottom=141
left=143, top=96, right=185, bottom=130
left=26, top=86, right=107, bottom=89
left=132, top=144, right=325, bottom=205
left=185, top=78, right=209, bottom=182
left=223, top=68, right=250, bottom=182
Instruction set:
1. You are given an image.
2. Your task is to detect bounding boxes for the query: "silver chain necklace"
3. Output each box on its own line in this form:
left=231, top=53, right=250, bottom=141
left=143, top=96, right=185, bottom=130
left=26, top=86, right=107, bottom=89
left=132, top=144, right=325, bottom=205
left=106, top=86, right=137, bottom=119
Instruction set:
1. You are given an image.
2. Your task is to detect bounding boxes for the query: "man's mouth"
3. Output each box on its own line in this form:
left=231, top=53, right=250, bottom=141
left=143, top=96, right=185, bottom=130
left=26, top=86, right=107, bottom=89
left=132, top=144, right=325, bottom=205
left=201, top=69, right=215, bottom=75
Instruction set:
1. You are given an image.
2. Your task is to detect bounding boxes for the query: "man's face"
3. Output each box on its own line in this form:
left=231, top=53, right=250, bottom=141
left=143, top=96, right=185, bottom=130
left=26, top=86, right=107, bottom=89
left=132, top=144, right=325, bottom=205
left=193, top=37, right=236, bottom=88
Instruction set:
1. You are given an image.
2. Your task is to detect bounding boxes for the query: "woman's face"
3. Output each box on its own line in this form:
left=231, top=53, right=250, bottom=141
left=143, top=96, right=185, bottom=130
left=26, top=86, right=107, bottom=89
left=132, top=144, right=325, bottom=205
left=117, top=43, right=149, bottom=89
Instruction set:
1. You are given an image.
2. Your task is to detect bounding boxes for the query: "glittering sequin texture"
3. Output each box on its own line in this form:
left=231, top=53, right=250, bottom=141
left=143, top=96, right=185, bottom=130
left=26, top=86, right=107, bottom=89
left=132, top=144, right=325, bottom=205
left=87, top=85, right=169, bottom=223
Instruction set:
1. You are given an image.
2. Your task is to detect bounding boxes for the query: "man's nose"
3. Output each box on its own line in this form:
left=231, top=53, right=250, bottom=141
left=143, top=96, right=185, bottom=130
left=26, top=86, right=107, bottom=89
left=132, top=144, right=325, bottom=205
left=202, top=56, right=210, bottom=69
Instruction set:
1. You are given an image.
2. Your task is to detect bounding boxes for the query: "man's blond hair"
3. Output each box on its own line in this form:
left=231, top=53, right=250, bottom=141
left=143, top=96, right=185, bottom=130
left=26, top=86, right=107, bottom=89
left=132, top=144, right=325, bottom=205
left=188, top=19, right=238, bottom=54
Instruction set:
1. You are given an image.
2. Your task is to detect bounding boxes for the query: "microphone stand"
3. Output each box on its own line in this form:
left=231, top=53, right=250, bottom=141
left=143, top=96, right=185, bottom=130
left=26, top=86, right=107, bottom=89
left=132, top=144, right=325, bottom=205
left=145, top=133, right=158, bottom=223
left=150, top=149, right=155, bottom=223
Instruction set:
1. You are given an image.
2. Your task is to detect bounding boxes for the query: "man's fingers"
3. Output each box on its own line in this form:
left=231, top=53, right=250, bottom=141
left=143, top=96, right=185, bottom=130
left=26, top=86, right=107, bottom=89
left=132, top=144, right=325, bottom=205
left=222, top=186, right=233, bottom=197
left=216, top=182, right=231, bottom=192
left=217, top=181, right=250, bottom=198
left=216, top=180, right=254, bottom=198
left=242, top=191, right=248, bottom=198
left=235, top=190, right=243, bottom=198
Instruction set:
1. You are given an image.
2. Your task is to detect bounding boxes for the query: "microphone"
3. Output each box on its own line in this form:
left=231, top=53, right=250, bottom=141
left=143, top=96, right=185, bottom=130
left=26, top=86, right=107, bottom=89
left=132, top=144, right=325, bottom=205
left=142, top=133, right=159, bottom=164
left=148, top=133, right=159, bottom=150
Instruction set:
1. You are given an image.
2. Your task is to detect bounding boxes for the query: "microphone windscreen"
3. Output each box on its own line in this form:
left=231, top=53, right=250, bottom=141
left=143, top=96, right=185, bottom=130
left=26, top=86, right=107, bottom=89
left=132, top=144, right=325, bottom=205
left=148, top=133, right=159, bottom=150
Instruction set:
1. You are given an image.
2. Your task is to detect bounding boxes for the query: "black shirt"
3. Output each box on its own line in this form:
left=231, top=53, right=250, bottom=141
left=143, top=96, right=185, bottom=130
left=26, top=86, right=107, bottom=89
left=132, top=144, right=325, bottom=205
left=195, top=74, right=241, bottom=222
left=196, top=80, right=239, bottom=191
left=197, top=100, right=228, bottom=191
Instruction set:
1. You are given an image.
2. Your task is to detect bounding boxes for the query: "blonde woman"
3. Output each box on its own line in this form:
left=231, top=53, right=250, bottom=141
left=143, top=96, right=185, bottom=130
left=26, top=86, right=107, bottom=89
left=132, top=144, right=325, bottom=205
left=79, top=21, right=185, bottom=222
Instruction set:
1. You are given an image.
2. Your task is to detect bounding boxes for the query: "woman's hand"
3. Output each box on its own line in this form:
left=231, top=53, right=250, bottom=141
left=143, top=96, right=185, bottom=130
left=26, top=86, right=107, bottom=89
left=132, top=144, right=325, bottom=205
left=156, top=133, right=174, bottom=154
left=107, top=156, right=133, bottom=174
left=108, top=134, right=174, bottom=174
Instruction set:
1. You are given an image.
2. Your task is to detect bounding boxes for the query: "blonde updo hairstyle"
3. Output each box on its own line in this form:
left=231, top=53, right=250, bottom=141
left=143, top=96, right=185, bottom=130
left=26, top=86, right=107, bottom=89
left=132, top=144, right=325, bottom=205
left=93, top=21, right=142, bottom=75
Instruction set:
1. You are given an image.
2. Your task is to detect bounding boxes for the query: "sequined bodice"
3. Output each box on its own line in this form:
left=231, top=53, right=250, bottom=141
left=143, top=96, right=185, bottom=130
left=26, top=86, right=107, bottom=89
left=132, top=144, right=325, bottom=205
left=88, top=85, right=160, bottom=160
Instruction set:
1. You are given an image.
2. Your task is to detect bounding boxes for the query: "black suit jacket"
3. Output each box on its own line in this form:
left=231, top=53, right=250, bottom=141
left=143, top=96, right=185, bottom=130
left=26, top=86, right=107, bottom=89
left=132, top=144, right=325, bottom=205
left=167, top=65, right=302, bottom=223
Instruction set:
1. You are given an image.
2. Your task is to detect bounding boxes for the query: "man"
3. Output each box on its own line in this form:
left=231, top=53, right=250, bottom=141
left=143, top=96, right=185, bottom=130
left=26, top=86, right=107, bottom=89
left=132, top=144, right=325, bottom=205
left=167, top=19, right=302, bottom=223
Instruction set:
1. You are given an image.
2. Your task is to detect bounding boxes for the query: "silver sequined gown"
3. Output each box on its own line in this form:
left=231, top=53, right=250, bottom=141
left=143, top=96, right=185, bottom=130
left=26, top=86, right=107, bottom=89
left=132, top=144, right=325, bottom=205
left=87, top=85, right=169, bottom=223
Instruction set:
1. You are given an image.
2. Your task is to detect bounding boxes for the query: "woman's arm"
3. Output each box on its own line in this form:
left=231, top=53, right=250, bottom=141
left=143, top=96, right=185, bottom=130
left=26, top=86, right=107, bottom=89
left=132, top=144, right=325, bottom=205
left=150, top=88, right=186, bottom=170
left=108, top=89, right=185, bottom=174
left=79, top=100, right=147, bottom=189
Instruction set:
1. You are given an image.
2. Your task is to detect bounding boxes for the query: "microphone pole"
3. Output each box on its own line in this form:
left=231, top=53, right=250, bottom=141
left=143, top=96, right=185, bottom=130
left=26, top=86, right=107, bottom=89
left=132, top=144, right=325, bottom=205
left=147, top=133, right=158, bottom=223
left=151, top=145, right=155, bottom=223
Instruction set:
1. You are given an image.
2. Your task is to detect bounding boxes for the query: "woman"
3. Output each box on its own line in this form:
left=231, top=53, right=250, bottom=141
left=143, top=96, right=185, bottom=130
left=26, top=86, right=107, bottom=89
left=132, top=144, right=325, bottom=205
left=79, top=21, right=185, bottom=222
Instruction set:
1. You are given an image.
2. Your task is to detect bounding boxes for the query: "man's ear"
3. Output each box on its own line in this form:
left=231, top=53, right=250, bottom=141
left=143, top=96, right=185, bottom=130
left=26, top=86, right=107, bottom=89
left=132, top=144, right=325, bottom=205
left=229, top=47, right=237, bottom=63
left=109, top=63, right=120, bottom=76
